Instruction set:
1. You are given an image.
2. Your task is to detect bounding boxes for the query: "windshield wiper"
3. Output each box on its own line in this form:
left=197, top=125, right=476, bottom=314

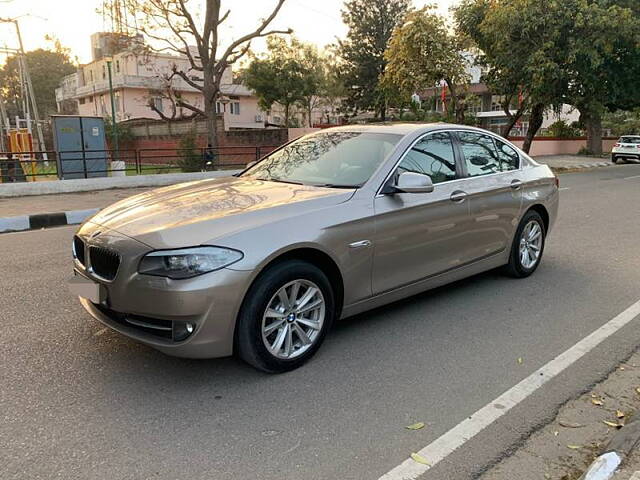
left=258, top=177, right=304, bottom=185
left=314, top=183, right=360, bottom=189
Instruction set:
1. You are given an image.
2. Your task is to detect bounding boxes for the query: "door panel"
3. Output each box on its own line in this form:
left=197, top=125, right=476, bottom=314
left=455, top=132, right=523, bottom=263
left=371, top=131, right=470, bottom=295
left=372, top=185, right=470, bottom=294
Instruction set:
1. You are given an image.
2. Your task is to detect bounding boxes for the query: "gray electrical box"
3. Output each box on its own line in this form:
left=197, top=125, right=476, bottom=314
left=52, top=115, right=108, bottom=179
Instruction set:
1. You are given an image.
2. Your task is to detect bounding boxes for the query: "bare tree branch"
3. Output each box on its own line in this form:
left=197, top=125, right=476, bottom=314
left=218, top=0, right=289, bottom=66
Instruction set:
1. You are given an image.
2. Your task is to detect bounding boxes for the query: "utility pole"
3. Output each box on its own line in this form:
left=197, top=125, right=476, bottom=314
left=0, top=97, right=8, bottom=152
left=0, top=17, right=47, bottom=156
left=106, top=58, right=119, bottom=161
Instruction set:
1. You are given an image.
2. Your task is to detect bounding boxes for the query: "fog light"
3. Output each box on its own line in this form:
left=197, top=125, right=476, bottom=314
left=173, top=321, right=196, bottom=341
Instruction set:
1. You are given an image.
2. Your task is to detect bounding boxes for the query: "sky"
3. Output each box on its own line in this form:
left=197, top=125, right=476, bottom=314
left=0, top=0, right=459, bottom=65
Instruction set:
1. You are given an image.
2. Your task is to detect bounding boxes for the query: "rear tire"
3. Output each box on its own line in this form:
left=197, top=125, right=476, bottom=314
left=504, top=210, right=546, bottom=278
left=235, top=260, right=335, bottom=373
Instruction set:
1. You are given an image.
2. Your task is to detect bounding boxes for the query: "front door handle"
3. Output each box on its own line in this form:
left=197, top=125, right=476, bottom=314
left=510, top=179, right=523, bottom=190
left=450, top=190, right=467, bottom=203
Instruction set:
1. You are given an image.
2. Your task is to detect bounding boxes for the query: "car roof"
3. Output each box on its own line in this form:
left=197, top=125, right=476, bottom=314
left=318, top=122, right=493, bottom=136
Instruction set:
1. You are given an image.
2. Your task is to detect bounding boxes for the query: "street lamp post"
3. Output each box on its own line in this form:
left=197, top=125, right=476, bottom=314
left=105, top=59, right=119, bottom=162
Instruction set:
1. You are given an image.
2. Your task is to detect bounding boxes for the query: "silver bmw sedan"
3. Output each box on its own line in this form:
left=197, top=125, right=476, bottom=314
left=69, top=124, right=559, bottom=372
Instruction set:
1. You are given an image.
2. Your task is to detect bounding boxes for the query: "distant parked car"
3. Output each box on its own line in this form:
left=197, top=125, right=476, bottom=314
left=68, top=124, right=559, bottom=373
left=611, top=135, right=640, bottom=163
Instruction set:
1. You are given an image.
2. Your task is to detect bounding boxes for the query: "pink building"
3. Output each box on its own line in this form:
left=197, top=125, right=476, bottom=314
left=55, top=33, right=266, bottom=130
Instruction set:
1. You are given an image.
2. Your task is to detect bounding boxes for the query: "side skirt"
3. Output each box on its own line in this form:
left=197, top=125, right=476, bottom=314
left=340, top=252, right=508, bottom=320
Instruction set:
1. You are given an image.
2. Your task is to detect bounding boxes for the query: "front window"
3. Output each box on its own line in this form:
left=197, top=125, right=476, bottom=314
left=620, top=136, right=640, bottom=144
left=242, top=131, right=401, bottom=188
left=396, top=132, right=457, bottom=184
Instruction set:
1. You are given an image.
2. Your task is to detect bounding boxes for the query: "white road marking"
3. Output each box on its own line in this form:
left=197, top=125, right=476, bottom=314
left=559, top=187, right=571, bottom=191
left=378, top=298, right=640, bottom=480
left=624, top=174, right=640, bottom=180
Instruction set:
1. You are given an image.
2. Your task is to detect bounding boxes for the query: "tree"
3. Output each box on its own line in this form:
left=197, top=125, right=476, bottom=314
left=109, top=0, right=291, bottom=148
left=0, top=47, right=76, bottom=119
left=337, top=0, right=410, bottom=120
left=242, top=36, right=323, bottom=127
left=454, top=0, right=568, bottom=152
left=455, top=0, right=640, bottom=154
left=561, top=0, right=640, bottom=154
left=384, top=7, right=472, bottom=124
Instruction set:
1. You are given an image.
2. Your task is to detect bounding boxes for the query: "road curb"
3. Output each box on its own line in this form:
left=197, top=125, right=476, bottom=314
left=580, top=419, right=640, bottom=480
left=0, top=208, right=99, bottom=234
left=551, top=162, right=612, bottom=173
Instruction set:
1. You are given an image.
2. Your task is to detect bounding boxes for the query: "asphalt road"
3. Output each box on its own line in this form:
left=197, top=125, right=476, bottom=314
left=3, top=164, right=640, bottom=480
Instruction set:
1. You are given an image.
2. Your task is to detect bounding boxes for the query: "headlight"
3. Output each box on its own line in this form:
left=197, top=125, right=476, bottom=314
left=138, top=246, right=243, bottom=279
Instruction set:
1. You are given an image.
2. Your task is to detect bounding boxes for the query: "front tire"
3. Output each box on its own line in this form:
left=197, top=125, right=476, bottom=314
left=504, top=210, right=546, bottom=278
left=235, top=260, right=335, bottom=373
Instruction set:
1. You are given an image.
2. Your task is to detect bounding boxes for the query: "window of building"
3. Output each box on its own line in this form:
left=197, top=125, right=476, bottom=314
left=89, top=70, right=94, bottom=82
left=230, top=101, right=241, bottom=115
left=79, top=97, right=86, bottom=105
left=115, top=59, right=120, bottom=74
left=152, top=97, right=163, bottom=113
left=397, top=132, right=457, bottom=184
left=216, top=102, right=222, bottom=114
left=458, top=132, right=502, bottom=177
left=102, top=65, right=106, bottom=80
left=114, top=92, right=121, bottom=113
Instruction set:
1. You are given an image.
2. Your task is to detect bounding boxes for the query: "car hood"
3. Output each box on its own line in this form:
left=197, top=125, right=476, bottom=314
left=88, top=176, right=355, bottom=248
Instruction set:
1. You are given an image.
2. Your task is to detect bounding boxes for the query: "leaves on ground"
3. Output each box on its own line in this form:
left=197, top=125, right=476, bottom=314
left=603, top=420, right=622, bottom=428
left=567, top=444, right=582, bottom=450
left=591, top=398, right=604, bottom=406
left=616, top=410, right=625, bottom=418
left=558, top=420, right=585, bottom=428
left=410, top=452, right=430, bottom=465
left=517, top=357, right=523, bottom=364
left=405, top=422, right=425, bottom=430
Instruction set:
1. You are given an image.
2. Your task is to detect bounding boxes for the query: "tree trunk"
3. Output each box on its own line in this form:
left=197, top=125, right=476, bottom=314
left=522, top=103, right=545, bottom=154
left=582, top=110, right=603, bottom=155
left=284, top=103, right=290, bottom=127
left=501, top=109, right=524, bottom=138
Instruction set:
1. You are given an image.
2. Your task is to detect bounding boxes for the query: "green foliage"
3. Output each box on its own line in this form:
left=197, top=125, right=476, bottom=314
left=337, top=0, right=410, bottom=118
left=545, top=120, right=582, bottom=138
left=603, top=109, right=640, bottom=136
left=176, top=131, right=202, bottom=172
left=241, top=36, right=323, bottom=127
left=104, top=119, right=134, bottom=145
left=0, top=48, right=76, bottom=119
left=384, top=7, right=472, bottom=123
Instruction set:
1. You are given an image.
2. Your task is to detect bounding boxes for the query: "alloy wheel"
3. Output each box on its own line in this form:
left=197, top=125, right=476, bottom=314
left=261, top=279, right=326, bottom=359
left=519, top=220, right=543, bottom=269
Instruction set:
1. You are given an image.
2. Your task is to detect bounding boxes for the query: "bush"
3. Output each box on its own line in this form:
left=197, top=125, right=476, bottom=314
left=177, top=131, right=202, bottom=172
left=577, top=146, right=593, bottom=156
left=546, top=120, right=582, bottom=138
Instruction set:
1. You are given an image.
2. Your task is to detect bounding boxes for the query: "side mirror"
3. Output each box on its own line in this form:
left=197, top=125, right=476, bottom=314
left=394, top=172, right=434, bottom=193
left=245, top=160, right=258, bottom=169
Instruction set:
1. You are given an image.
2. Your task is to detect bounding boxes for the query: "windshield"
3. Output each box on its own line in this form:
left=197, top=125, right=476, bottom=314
left=620, top=136, right=640, bottom=144
left=241, top=131, right=402, bottom=187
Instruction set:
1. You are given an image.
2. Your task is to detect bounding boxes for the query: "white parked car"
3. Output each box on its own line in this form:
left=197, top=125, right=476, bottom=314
left=611, top=135, right=640, bottom=163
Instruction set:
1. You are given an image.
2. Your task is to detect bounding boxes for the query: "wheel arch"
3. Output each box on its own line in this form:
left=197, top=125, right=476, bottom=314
left=526, top=204, right=550, bottom=232
left=232, top=245, right=345, bottom=351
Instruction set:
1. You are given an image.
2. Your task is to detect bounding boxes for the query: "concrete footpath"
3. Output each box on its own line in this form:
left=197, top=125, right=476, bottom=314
left=480, top=350, right=640, bottom=480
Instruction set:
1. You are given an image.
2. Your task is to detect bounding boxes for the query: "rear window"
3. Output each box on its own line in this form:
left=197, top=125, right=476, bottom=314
left=620, top=136, right=640, bottom=144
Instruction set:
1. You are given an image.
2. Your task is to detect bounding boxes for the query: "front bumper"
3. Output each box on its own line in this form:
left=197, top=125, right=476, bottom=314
left=73, top=223, right=253, bottom=358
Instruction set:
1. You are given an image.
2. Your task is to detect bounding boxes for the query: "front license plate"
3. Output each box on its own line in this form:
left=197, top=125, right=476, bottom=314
left=68, top=275, right=106, bottom=303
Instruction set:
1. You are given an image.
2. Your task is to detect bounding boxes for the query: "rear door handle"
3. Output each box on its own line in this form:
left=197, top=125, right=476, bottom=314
left=450, top=190, right=467, bottom=203
left=510, top=179, right=523, bottom=190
